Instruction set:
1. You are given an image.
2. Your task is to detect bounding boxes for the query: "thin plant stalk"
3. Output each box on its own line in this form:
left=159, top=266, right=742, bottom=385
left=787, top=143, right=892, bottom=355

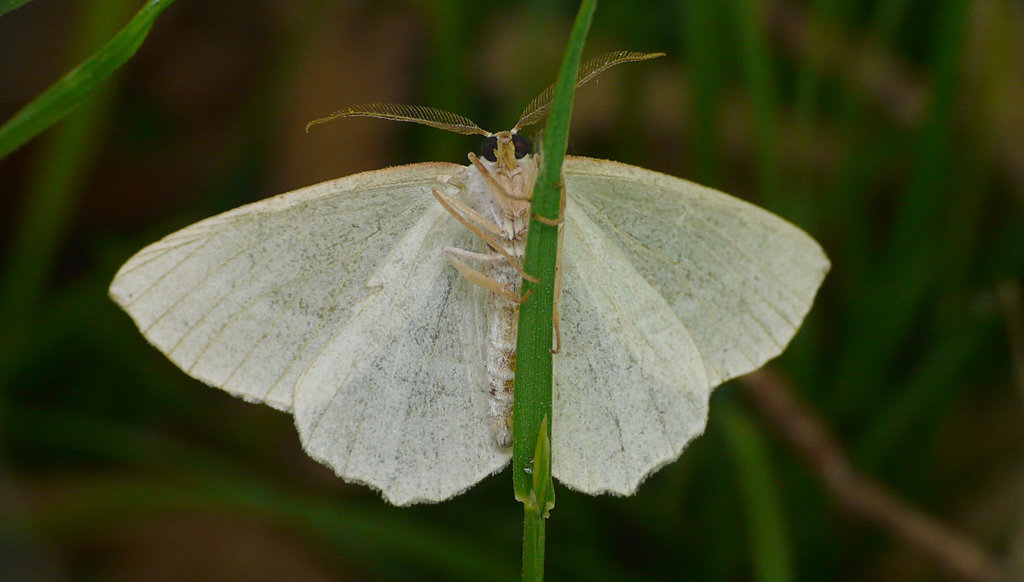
left=513, top=1, right=597, bottom=580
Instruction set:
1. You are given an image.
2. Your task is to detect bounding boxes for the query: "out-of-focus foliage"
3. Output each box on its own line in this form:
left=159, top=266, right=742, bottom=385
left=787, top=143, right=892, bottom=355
left=0, top=0, right=175, bottom=160
left=0, top=0, right=34, bottom=18
left=1, top=0, right=1022, bottom=580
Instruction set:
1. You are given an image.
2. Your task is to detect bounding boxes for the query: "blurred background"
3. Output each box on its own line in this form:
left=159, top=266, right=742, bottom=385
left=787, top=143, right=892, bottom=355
left=2, top=0, right=1023, bottom=580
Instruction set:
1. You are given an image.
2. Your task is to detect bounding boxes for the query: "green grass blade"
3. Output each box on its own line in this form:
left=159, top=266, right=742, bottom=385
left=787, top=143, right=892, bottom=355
left=515, top=1, right=596, bottom=579
left=0, top=0, right=176, bottom=161
left=521, top=417, right=554, bottom=581
left=729, top=0, right=782, bottom=208
left=0, top=0, right=33, bottom=17
left=853, top=321, right=993, bottom=468
left=0, top=0, right=143, bottom=392
left=680, top=0, right=726, bottom=185
left=832, top=0, right=969, bottom=414
left=721, top=400, right=794, bottom=582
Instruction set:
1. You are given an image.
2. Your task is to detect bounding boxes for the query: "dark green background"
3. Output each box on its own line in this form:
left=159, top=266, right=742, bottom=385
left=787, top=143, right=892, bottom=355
left=2, top=0, right=1022, bottom=580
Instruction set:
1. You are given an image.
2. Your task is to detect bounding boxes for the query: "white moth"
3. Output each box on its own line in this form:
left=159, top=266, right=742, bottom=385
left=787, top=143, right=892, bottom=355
left=109, top=52, right=829, bottom=505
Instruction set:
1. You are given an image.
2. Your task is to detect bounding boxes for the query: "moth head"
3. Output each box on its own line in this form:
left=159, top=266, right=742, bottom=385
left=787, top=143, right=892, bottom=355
left=480, top=131, right=532, bottom=169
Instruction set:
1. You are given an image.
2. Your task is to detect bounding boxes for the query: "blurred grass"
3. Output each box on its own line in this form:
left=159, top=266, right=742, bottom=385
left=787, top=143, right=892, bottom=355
left=720, top=398, right=794, bottom=582
left=0, top=0, right=32, bottom=17
left=1, top=0, right=1022, bottom=581
left=26, top=476, right=517, bottom=581
left=729, top=0, right=783, bottom=209
left=0, top=0, right=174, bottom=390
left=0, top=0, right=175, bottom=160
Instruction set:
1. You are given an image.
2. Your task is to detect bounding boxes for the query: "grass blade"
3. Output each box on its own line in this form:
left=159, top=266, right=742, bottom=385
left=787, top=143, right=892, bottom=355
left=0, top=0, right=33, bottom=17
left=0, top=0, right=176, bottom=160
left=0, top=0, right=148, bottom=392
left=729, top=0, right=782, bottom=208
left=721, top=400, right=794, bottom=582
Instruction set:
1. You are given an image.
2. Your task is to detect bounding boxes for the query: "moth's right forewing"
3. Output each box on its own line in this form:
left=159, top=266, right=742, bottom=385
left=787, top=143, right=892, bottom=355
left=109, top=163, right=460, bottom=411
left=552, top=201, right=711, bottom=496
left=563, top=157, right=829, bottom=388
left=551, top=157, right=828, bottom=496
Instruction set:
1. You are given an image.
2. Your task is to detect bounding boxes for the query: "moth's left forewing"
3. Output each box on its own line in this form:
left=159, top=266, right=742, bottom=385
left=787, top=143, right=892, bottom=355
left=111, top=161, right=508, bottom=505
left=109, top=163, right=462, bottom=412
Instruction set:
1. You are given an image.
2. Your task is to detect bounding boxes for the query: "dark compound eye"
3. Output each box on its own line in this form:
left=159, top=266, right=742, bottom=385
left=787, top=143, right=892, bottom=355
left=480, top=136, right=498, bottom=162
left=512, top=133, right=532, bottom=159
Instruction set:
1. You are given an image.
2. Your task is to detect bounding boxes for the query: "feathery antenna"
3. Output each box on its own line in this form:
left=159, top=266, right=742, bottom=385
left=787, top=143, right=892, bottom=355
left=514, top=51, right=665, bottom=131
left=305, top=103, right=490, bottom=136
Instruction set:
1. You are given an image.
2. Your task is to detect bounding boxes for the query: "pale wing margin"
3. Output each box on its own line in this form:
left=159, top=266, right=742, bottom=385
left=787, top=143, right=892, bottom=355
left=563, top=157, right=830, bottom=388
left=109, top=163, right=460, bottom=411
left=553, top=200, right=710, bottom=495
left=293, top=203, right=509, bottom=505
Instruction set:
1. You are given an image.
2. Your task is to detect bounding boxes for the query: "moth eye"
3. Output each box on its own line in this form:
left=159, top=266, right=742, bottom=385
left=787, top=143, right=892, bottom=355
left=480, top=136, right=498, bottom=162
left=512, top=133, right=532, bottom=159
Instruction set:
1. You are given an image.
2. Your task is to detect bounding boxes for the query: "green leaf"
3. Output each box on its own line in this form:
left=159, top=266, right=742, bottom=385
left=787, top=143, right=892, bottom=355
left=0, top=0, right=176, bottom=160
left=0, top=0, right=34, bottom=17
left=530, top=416, right=555, bottom=518
left=512, top=0, right=594, bottom=504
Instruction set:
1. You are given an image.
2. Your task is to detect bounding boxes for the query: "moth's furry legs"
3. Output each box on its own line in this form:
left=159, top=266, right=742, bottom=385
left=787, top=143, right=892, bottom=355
left=433, top=188, right=538, bottom=283
left=443, top=249, right=529, bottom=304
left=432, top=187, right=503, bottom=236
left=443, top=247, right=506, bottom=264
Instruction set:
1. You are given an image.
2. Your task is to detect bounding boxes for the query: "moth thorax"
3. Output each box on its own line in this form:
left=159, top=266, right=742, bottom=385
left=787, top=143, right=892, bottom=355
left=493, top=155, right=538, bottom=221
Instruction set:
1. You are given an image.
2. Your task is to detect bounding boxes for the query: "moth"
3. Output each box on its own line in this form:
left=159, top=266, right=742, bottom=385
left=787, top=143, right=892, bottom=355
left=109, top=52, right=829, bottom=505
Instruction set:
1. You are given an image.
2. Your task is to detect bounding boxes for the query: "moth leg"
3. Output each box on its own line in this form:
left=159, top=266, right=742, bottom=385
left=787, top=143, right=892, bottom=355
left=433, top=188, right=539, bottom=284
left=532, top=179, right=567, bottom=226
left=432, top=187, right=503, bottom=236
left=468, top=152, right=533, bottom=201
left=442, top=247, right=505, bottom=264
left=551, top=214, right=564, bottom=354
left=443, top=249, right=529, bottom=304
left=541, top=181, right=566, bottom=353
